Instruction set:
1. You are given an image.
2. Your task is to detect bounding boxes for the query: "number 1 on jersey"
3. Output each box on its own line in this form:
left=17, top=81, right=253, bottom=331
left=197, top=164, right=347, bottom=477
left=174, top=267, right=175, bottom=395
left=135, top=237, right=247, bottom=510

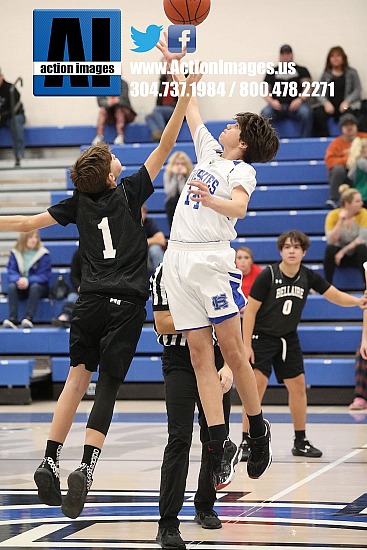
left=98, top=217, right=116, bottom=259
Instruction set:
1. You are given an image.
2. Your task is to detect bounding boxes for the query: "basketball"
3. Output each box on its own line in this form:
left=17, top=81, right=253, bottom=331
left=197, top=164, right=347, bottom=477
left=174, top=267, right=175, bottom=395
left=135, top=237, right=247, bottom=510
left=163, top=0, right=211, bottom=26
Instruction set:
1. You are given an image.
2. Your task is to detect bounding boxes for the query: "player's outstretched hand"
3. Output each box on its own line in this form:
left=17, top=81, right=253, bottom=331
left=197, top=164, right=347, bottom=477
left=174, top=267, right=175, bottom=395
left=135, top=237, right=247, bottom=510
left=156, top=31, right=186, bottom=65
left=187, top=180, right=213, bottom=207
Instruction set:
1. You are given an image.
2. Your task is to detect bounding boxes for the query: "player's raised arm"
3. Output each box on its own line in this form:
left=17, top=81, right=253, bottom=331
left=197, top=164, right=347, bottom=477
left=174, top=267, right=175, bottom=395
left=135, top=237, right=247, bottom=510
left=144, top=72, right=202, bottom=182
left=157, top=31, right=203, bottom=139
left=0, top=211, right=57, bottom=233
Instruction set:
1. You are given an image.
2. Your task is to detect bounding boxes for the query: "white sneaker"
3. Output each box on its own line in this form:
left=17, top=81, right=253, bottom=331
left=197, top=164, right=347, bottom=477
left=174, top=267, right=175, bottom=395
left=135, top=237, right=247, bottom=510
left=21, top=318, right=34, bottom=328
left=92, top=135, right=103, bottom=145
left=3, top=319, right=18, bottom=329
left=113, top=134, right=124, bottom=145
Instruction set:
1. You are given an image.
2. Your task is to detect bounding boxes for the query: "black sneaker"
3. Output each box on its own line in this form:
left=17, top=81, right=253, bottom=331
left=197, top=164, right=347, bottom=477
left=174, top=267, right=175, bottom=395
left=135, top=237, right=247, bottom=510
left=194, top=509, right=222, bottom=529
left=156, top=526, right=186, bottom=549
left=207, top=438, right=239, bottom=490
left=239, top=438, right=251, bottom=462
left=34, top=457, right=62, bottom=506
left=62, top=463, right=91, bottom=519
left=292, top=438, right=322, bottom=458
left=247, top=419, right=272, bottom=479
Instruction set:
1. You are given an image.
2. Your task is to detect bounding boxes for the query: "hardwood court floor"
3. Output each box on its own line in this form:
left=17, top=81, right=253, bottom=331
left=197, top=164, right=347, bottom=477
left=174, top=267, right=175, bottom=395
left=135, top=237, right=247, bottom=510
left=0, top=400, right=366, bottom=549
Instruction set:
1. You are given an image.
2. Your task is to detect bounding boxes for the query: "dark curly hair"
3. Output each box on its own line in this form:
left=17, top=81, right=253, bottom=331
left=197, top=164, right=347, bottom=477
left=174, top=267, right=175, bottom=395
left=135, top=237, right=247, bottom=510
left=234, top=112, right=280, bottom=163
left=277, top=230, right=310, bottom=251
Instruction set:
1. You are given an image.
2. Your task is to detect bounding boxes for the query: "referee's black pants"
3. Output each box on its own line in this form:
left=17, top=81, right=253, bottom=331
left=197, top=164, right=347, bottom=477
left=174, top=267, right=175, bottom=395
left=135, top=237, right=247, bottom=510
left=158, top=345, right=231, bottom=529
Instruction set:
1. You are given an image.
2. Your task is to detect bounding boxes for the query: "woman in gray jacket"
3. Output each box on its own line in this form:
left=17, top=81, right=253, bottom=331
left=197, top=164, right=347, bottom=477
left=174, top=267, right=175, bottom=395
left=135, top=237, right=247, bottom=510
left=313, top=46, right=361, bottom=137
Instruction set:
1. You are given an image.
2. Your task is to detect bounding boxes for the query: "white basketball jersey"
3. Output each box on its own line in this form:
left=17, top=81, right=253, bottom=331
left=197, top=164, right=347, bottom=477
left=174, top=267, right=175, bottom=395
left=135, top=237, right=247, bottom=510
left=170, top=124, right=257, bottom=243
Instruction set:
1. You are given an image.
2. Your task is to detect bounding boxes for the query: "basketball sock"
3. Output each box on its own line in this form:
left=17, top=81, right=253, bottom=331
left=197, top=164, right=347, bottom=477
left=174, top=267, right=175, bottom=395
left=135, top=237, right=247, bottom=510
left=80, top=445, right=101, bottom=476
left=247, top=412, right=265, bottom=438
left=295, top=430, right=306, bottom=442
left=242, top=431, right=249, bottom=442
left=45, top=440, right=63, bottom=468
left=208, top=424, right=228, bottom=445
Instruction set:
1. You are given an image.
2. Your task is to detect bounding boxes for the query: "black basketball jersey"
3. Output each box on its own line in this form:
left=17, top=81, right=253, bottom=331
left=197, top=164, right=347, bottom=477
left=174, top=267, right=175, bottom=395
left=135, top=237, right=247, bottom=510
left=48, top=166, right=153, bottom=304
left=249, top=262, right=330, bottom=337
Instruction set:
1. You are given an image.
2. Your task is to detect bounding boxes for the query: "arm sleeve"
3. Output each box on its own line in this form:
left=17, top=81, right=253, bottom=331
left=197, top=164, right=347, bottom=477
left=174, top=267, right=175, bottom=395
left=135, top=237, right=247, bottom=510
left=249, top=266, right=273, bottom=302
left=345, top=69, right=361, bottom=105
left=228, top=162, right=257, bottom=198
left=193, top=124, right=222, bottom=164
left=309, top=269, right=331, bottom=294
left=6, top=252, right=21, bottom=283
left=47, top=193, right=78, bottom=226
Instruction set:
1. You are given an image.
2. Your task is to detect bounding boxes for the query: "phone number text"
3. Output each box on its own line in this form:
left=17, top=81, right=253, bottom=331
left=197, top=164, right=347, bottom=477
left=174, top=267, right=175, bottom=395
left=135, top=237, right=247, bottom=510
left=130, top=81, right=334, bottom=98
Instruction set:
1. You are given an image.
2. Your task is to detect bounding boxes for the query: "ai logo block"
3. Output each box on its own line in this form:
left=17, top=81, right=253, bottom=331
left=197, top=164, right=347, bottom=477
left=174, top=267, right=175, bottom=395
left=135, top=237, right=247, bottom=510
left=33, top=10, right=121, bottom=96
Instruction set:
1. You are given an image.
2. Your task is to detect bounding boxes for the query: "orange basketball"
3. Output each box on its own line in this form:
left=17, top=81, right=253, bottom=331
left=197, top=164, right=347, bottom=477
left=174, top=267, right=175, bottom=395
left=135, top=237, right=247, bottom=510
left=164, top=0, right=211, bottom=26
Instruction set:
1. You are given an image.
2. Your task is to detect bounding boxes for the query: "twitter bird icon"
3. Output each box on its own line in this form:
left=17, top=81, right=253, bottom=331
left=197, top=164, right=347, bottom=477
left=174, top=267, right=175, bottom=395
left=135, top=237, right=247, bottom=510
left=130, top=24, right=164, bottom=52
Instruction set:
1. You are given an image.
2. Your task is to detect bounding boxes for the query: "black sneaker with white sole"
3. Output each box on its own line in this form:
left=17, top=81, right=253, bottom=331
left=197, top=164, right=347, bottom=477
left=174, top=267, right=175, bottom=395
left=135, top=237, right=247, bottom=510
left=34, top=457, right=62, bottom=506
left=62, top=463, right=92, bottom=519
left=247, top=419, right=272, bottom=479
left=292, top=438, right=322, bottom=458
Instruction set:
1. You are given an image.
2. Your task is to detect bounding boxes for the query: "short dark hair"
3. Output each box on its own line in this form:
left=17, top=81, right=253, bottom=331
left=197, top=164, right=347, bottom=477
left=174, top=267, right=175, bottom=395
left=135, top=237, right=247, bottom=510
left=277, top=230, right=310, bottom=251
left=234, top=112, right=279, bottom=163
left=70, top=143, right=112, bottom=194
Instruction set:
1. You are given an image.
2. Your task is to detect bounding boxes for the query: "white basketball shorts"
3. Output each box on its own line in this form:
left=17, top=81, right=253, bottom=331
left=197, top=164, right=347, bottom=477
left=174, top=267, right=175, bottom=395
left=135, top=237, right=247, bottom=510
left=162, top=241, right=246, bottom=331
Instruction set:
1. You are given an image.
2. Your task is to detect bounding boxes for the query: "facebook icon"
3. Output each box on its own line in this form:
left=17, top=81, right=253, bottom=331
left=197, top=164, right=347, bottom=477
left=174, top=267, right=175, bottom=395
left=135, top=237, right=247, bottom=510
left=168, top=25, right=196, bottom=53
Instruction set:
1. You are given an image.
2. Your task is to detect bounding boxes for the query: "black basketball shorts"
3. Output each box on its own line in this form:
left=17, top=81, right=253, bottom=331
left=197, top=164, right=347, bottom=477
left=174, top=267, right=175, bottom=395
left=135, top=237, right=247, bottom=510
left=251, top=331, right=304, bottom=383
left=69, top=293, right=146, bottom=379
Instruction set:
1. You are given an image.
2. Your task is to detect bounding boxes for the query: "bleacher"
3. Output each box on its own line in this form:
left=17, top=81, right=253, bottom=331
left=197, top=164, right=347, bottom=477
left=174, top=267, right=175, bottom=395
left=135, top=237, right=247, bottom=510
left=0, top=120, right=362, bottom=404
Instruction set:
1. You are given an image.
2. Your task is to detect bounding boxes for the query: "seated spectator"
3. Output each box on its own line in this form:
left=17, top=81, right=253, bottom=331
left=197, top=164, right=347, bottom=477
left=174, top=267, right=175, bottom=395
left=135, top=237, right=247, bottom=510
left=313, top=46, right=362, bottom=138
left=324, top=184, right=367, bottom=284
left=324, top=114, right=367, bottom=209
left=145, top=73, right=177, bottom=142
left=0, top=67, right=25, bottom=167
left=141, top=204, right=166, bottom=272
left=51, top=249, right=81, bottom=328
left=92, top=78, right=136, bottom=145
left=2, top=230, right=51, bottom=329
left=261, top=45, right=312, bottom=138
left=347, top=137, right=367, bottom=207
left=351, top=274, right=367, bottom=411
left=163, top=151, right=193, bottom=227
left=235, top=246, right=263, bottom=462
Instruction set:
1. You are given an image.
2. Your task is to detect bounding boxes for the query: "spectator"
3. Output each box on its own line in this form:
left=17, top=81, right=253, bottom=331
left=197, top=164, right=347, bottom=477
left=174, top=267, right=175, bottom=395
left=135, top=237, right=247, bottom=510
left=146, top=73, right=178, bottom=142
left=0, top=67, right=25, bottom=167
left=352, top=268, right=367, bottom=411
left=261, top=45, right=312, bottom=138
left=324, top=185, right=367, bottom=284
left=2, top=230, right=51, bottom=329
left=235, top=246, right=263, bottom=462
left=51, top=249, right=81, bottom=329
left=324, top=114, right=367, bottom=209
left=163, top=151, right=193, bottom=227
left=235, top=246, right=263, bottom=301
left=313, top=46, right=362, bottom=137
left=141, top=203, right=166, bottom=272
left=347, top=137, right=367, bottom=207
left=242, top=230, right=367, bottom=458
left=92, top=78, right=136, bottom=145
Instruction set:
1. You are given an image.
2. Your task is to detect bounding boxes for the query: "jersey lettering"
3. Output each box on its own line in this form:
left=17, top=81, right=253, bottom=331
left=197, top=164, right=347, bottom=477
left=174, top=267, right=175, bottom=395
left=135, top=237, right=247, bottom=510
left=97, top=217, right=116, bottom=259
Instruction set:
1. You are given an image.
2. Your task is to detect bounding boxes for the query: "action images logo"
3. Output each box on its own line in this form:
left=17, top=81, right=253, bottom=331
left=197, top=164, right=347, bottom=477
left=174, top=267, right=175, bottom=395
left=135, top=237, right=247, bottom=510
left=33, top=9, right=121, bottom=96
